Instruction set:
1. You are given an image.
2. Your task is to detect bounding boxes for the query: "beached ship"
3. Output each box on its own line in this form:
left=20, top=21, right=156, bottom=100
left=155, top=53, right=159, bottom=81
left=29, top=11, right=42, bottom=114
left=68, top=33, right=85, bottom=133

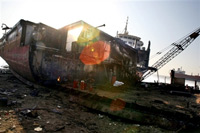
left=171, top=67, right=200, bottom=88
left=0, top=19, right=144, bottom=86
left=173, top=68, right=200, bottom=81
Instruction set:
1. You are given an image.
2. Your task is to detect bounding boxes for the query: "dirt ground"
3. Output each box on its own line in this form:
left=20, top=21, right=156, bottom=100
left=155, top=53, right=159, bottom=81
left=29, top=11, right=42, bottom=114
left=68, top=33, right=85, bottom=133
left=0, top=68, right=172, bottom=133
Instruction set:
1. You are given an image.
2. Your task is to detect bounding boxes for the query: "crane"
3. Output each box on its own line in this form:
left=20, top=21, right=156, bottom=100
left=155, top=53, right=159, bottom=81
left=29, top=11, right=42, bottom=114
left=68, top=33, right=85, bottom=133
left=142, top=27, right=200, bottom=80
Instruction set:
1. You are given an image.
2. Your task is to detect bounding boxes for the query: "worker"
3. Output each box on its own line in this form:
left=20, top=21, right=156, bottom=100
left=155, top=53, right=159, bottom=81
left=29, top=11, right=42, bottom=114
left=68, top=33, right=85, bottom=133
left=185, top=84, right=190, bottom=92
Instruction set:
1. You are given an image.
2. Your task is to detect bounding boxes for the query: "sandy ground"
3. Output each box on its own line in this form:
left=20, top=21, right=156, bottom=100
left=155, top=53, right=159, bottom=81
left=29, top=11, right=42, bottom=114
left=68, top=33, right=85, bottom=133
left=0, top=68, right=172, bottom=133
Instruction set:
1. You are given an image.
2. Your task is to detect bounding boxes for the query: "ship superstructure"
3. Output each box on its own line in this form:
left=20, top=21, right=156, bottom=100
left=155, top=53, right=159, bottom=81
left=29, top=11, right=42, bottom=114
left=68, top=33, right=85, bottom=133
left=116, top=17, right=151, bottom=75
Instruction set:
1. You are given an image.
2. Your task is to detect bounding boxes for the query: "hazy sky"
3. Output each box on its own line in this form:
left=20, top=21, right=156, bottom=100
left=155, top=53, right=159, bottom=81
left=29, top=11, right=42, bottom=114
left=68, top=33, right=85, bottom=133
left=0, top=0, right=200, bottom=79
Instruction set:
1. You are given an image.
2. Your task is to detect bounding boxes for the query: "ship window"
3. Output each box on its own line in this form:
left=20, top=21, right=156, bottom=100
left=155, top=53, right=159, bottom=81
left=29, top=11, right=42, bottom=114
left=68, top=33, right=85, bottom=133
left=40, top=26, right=64, bottom=49
left=6, top=25, right=23, bottom=45
left=18, top=26, right=22, bottom=33
left=24, top=25, right=34, bottom=45
left=128, top=41, right=132, bottom=44
left=7, top=29, right=17, bottom=43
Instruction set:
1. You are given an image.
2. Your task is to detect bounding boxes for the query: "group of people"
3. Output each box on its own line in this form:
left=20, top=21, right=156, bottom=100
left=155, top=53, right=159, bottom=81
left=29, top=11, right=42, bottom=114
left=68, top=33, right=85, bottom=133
left=185, top=84, right=199, bottom=92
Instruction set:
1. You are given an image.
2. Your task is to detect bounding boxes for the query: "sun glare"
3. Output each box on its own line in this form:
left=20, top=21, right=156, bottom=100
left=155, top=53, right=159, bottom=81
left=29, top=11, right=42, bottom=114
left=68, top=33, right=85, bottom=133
left=66, top=26, right=83, bottom=51
left=68, top=26, right=83, bottom=40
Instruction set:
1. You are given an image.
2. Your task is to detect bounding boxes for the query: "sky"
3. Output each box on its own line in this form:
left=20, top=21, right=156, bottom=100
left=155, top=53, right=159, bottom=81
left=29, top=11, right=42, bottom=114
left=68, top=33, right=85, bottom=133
left=0, top=0, right=200, bottom=80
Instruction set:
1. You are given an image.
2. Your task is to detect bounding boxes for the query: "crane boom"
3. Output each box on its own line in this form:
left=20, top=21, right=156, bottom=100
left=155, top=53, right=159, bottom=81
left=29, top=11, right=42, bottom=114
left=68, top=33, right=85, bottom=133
left=142, top=27, right=200, bottom=80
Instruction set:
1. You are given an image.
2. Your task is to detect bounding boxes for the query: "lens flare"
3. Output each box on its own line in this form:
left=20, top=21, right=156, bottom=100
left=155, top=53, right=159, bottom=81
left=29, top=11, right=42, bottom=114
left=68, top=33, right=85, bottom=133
left=76, top=25, right=100, bottom=46
left=79, top=41, right=111, bottom=65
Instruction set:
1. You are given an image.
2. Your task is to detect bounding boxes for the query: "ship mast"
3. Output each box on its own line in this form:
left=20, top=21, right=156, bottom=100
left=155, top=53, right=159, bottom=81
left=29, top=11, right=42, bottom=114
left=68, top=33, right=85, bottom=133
left=124, top=16, right=129, bottom=35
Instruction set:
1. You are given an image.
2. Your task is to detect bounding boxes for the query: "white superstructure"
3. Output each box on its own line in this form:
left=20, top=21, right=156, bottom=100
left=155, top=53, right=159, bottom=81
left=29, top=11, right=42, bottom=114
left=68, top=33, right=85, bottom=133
left=117, top=17, right=144, bottom=50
